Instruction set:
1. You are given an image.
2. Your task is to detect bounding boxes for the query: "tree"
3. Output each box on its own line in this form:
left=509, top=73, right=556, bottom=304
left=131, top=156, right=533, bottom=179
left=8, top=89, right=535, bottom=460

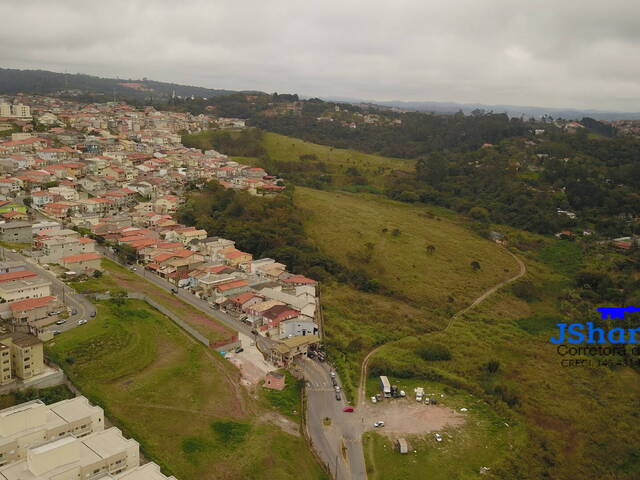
left=92, top=270, right=103, bottom=278
left=469, top=206, right=490, bottom=222
left=23, top=197, right=32, bottom=207
left=471, top=260, right=481, bottom=271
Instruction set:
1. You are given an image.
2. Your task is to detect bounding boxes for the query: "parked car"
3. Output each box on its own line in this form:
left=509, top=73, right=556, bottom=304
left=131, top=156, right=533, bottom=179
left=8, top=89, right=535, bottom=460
left=235, top=347, right=244, bottom=353
left=55, top=319, right=66, bottom=325
left=331, top=377, right=338, bottom=387
left=343, top=406, right=354, bottom=413
left=335, top=392, right=341, bottom=401
left=334, top=385, right=341, bottom=393
left=71, top=308, right=77, bottom=315
left=434, top=433, right=443, bottom=442
left=90, top=311, right=96, bottom=318
left=374, top=421, right=385, bottom=428
left=52, top=330, right=61, bottom=336
left=77, top=319, right=87, bottom=325
left=171, top=288, right=178, bottom=294
left=330, top=371, right=336, bottom=378
left=10, top=249, right=16, bottom=253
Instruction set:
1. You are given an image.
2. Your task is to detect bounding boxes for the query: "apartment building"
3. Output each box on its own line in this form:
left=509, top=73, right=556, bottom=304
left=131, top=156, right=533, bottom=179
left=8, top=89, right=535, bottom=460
left=0, top=223, right=33, bottom=245
left=0, top=332, right=45, bottom=385
left=0, top=397, right=104, bottom=467
left=0, top=275, right=51, bottom=304
left=36, top=231, right=95, bottom=264
left=0, top=427, right=139, bottom=480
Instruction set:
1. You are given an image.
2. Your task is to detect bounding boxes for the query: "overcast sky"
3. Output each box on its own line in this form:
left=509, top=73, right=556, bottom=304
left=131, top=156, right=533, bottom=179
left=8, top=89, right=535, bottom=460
left=1, top=0, right=639, bottom=111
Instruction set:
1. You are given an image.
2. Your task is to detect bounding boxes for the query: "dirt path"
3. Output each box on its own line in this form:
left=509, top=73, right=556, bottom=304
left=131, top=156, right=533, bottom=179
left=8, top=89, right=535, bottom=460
left=357, top=248, right=526, bottom=407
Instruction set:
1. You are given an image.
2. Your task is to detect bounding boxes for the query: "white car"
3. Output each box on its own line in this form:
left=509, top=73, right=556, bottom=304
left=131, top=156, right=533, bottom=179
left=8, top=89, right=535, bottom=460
left=77, top=319, right=87, bottom=325
left=374, top=421, right=385, bottom=428
left=434, top=433, right=443, bottom=442
left=370, top=396, right=377, bottom=403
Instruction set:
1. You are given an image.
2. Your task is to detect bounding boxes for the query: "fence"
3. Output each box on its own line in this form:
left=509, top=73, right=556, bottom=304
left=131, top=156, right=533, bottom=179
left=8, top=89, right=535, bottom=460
left=92, top=292, right=240, bottom=351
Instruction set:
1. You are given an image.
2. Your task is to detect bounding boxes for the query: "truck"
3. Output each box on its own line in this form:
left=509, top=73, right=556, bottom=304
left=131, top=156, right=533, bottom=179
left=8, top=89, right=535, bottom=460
left=380, top=376, right=391, bottom=398
left=415, top=387, right=424, bottom=402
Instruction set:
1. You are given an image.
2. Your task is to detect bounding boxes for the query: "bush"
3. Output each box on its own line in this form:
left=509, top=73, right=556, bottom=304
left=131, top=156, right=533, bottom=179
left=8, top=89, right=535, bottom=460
left=416, top=343, right=452, bottom=361
left=211, top=421, right=251, bottom=445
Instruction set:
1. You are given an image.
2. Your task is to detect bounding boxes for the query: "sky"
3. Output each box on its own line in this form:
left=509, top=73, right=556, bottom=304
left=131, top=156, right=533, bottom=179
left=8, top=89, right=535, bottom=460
left=1, top=0, right=640, bottom=111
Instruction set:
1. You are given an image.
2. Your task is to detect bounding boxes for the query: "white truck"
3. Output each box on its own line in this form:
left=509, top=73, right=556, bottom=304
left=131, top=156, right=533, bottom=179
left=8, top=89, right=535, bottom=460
left=414, top=387, right=424, bottom=402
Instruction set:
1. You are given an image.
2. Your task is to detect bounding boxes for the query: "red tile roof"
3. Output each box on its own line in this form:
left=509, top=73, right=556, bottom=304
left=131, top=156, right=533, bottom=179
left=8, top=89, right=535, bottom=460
left=62, top=252, right=101, bottom=263
left=0, top=270, right=37, bottom=283
left=10, top=296, right=56, bottom=312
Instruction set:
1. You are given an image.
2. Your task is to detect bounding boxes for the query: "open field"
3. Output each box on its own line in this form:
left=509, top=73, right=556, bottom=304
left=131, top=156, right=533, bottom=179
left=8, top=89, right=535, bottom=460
left=363, top=237, right=640, bottom=479
left=296, top=187, right=518, bottom=311
left=47, top=299, right=326, bottom=480
left=72, top=258, right=234, bottom=344
left=259, top=132, right=414, bottom=189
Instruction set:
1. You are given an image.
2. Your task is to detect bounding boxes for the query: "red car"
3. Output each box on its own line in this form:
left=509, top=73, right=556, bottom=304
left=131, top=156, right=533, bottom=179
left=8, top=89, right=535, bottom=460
left=343, top=406, right=354, bottom=413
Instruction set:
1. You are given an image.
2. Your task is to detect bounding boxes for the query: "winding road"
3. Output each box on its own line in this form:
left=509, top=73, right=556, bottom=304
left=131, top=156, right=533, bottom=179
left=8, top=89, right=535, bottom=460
left=306, top=247, right=527, bottom=480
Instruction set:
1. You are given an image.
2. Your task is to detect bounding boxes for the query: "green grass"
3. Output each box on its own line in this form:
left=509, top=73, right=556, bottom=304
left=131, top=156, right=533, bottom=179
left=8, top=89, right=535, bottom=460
left=537, top=239, right=583, bottom=276
left=262, top=371, right=304, bottom=421
left=262, top=132, right=414, bottom=186
left=297, top=187, right=518, bottom=310
left=90, top=258, right=234, bottom=344
left=47, top=299, right=325, bottom=480
left=362, top=381, right=520, bottom=480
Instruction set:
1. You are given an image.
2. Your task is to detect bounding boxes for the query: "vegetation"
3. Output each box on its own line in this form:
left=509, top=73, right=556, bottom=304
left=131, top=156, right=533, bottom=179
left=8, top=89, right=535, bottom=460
left=0, top=385, right=74, bottom=410
left=262, top=371, right=304, bottom=421
left=47, top=299, right=325, bottom=480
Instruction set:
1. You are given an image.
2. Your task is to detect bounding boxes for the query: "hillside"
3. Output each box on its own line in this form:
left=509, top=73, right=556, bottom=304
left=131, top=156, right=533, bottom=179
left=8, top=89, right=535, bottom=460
left=0, top=68, right=237, bottom=101
left=296, top=187, right=517, bottom=310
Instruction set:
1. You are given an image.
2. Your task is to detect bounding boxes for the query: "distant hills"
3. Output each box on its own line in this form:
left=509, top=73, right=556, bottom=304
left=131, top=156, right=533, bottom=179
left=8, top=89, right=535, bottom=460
left=0, top=68, right=240, bottom=102
left=2, top=67, right=639, bottom=121
left=322, top=97, right=640, bottom=121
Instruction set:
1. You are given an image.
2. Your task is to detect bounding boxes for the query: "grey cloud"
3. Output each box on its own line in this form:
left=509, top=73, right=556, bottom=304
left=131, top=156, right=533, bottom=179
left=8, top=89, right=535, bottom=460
left=1, top=0, right=639, bottom=110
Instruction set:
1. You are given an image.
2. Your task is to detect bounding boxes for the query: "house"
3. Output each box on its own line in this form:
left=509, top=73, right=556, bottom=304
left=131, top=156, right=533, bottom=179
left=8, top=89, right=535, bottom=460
left=31, top=191, right=54, bottom=208
left=270, top=335, right=320, bottom=367
left=9, top=295, right=57, bottom=326
left=0, top=201, right=26, bottom=216
left=153, top=195, right=179, bottom=214
left=0, top=222, right=33, bottom=244
left=263, top=371, right=285, bottom=391
left=175, top=227, right=207, bottom=246
left=212, top=279, right=250, bottom=298
left=60, top=252, right=102, bottom=272
left=261, top=305, right=300, bottom=334
left=279, top=315, right=318, bottom=339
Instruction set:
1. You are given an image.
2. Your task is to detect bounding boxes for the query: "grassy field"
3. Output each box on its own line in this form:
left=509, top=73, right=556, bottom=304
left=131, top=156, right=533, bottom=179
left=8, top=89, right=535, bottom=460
left=296, top=187, right=518, bottom=311
left=362, top=232, right=640, bottom=479
left=292, top=187, right=519, bottom=404
left=47, top=299, right=326, bottom=480
left=260, top=132, right=414, bottom=189
left=71, top=258, right=234, bottom=345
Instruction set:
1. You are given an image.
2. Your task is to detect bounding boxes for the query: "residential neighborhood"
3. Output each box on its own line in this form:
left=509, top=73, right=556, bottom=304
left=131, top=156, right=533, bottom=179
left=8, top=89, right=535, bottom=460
left=0, top=93, right=320, bottom=367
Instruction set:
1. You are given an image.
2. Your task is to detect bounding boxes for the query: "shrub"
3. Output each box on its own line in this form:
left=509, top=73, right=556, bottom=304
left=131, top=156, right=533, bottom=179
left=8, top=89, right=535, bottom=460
left=416, top=343, right=452, bottom=361
left=211, top=421, right=251, bottom=445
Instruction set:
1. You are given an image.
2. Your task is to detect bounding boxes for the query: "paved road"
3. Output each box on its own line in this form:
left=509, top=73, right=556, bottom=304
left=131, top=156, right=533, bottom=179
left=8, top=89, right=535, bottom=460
left=2, top=248, right=96, bottom=332
left=302, top=358, right=367, bottom=480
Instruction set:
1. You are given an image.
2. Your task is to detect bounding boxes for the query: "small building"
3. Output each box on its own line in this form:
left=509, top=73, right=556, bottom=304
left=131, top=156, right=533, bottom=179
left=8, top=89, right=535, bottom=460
left=264, top=371, right=286, bottom=391
left=60, top=252, right=102, bottom=273
left=270, top=335, right=320, bottom=367
left=396, top=438, right=409, bottom=454
left=0, top=221, right=33, bottom=244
